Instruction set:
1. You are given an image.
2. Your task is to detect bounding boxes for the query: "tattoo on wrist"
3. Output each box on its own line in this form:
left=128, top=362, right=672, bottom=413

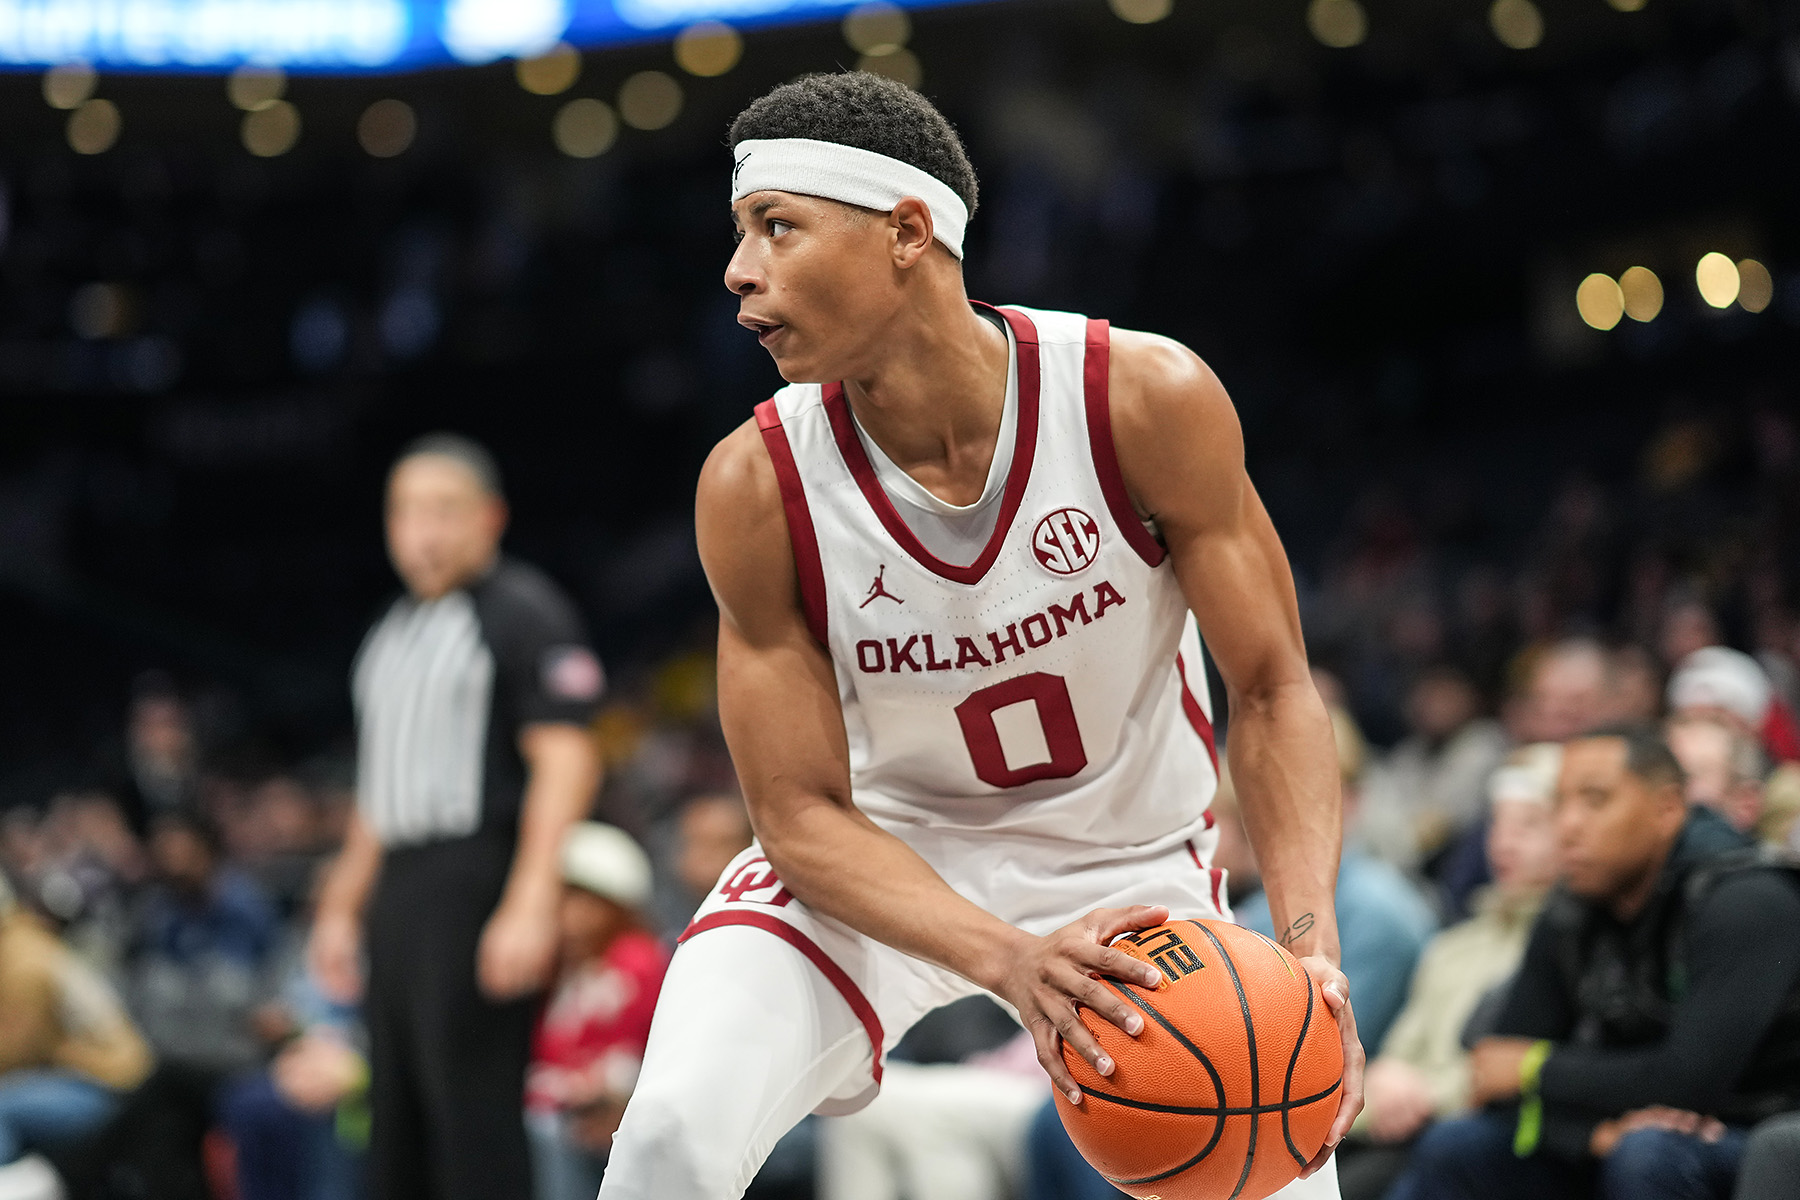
left=1278, top=913, right=1315, bottom=948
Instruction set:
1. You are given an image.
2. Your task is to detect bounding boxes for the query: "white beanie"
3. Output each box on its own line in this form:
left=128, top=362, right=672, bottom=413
left=560, top=822, right=653, bottom=909
left=1668, top=647, right=1772, bottom=727
left=1489, top=742, right=1563, bottom=808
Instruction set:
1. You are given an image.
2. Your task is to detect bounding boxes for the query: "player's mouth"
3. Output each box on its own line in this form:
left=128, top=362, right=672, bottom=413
left=740, top=315, right=786, bottom=348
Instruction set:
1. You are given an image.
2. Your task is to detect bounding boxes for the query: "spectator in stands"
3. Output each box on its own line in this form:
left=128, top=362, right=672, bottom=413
left=675, top=793, right=753, bottom=913
left=1389, top=725, right=1800, bottom=1200
left=1359, top=664, right=1508, bottom=873
left=125, top=810, right=280, bottom=1200
left=648, top=791, right=753, bottom=943
left=1230, top=704, right=1438, bottom=1053
left=1658, top=596, right=1722, bottom=674
left=0, top=870, right=153, bottom=1199
left=1337, top=744, right=1560, bottom=1200
left=526, top=823, right=667, bottom=1200
left=5, top=793, right=144, bottom=974
left=111, top=674, right=203, bottom=836
left=218, top=877, right=367, bottom=1200
left=1669, top=646, right=1800, bottom=765
left=228, top=774, right=334, bottom=922
left=129, top=810, right=279, bottom=1074
left=1507, top=639, right=1613, bottom=745
left=1667, top=714, right=1767, bottom=836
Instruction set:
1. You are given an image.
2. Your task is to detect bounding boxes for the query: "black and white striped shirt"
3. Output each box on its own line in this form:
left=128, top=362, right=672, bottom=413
left=352, top=558, right=603, bottom=848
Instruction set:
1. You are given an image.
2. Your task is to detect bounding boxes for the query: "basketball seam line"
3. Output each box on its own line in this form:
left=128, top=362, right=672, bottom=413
left=1100, top=980, right=1229, bottom=1183
left=1193, top=922, right=1259, bottom=1200
left=1280, top=944, right=1318, bottom=1167
left=1079, top=1079, right=1342, bottom=1117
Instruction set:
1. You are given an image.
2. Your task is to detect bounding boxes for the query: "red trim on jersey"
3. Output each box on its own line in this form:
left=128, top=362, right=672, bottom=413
left=679, top=910, right=886, bottom=1086
left=1175, top=652, right=1219, bottom=771
left=756, top=399, right=830, bottom=646
left=1083, top=318, right=1167, bottom=568
left=1185, top=842, right=1226, bottom=916
left=822, top=306, right=1041, bottom=586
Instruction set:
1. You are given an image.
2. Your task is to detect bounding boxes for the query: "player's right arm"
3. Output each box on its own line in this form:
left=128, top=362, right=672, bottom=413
left=308, top=808, right=383, bottom=1003
left=696, top=418, right=1165, bottom=1101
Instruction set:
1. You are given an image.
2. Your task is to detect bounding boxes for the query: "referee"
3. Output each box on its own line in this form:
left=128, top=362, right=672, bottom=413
left=309, top=434, right=604, bottom=1200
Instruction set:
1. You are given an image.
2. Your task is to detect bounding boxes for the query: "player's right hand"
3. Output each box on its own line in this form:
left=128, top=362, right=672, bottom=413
left=992, top=903, right=1171, bottom=1104
left=307, top=909, right=363, bottom=1005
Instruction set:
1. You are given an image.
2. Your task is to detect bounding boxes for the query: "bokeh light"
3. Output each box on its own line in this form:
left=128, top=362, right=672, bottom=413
left=66, top=98, right=120, bottom=154
left=618, top=71, right=683, bottom=131
left=843, top=2, right=911, bottom=53
left=1109, top=0, right=1173, bottom=23
left=1576, top=273, right=1624, bottom=331
left=1619, top=266, right=1663, bottom=322
left=43, top=62, right=96, bottom=110
left=1694, top=252, right=1739, bottom=309
left=553, top=98, right=619, bottom=158
left=228, top=65, right=286, bottom=112
left=69, top=282, right=131, bottom=338
left=242, top=100, right=301, bottom=157
left=1736, top=259, right=1773, bottom=314
left=358, top=100, right=416, bottom=158
left=1308, top=0, right=1368, bottom=48
left=674, top=22, right=743, bottom=77
left=857, top=47, right=922, bottom=88
left=516, top=43, right=581, bottom=95
left=1490, top=0, right=1544, bottom=49
left=1605, top=0, right=1647, bottom=10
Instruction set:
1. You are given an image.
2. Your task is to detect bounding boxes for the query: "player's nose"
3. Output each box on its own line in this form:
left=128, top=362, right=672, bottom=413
left=723, top=242, right=762, bottom=296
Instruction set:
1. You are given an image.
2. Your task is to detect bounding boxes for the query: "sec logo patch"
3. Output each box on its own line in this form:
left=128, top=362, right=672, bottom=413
left=1032, top=507, right=1101, bottom=575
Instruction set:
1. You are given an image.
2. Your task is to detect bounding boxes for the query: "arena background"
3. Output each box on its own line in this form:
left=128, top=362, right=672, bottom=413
left=0, top=2, right=1798, bottom=1198
left=1, top=0, right=1794, bottom=797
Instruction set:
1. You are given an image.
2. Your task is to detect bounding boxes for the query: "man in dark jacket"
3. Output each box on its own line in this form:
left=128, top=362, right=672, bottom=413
left=1388, top=724, right=1800, bottom=1200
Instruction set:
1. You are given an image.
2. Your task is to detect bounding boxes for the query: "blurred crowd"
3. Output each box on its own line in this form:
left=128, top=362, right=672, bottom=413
left=4, top=529, right=1800, bottom=1199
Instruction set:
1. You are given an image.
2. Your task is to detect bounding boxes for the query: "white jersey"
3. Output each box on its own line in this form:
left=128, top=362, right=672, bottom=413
left=754, top=304, right=1220, bottom=916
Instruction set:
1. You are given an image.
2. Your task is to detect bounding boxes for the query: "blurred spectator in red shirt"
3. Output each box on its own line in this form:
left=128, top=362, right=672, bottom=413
left=1668, top=646, right=1800, bottom=765
left=526, top=823, right=668, bottom=1200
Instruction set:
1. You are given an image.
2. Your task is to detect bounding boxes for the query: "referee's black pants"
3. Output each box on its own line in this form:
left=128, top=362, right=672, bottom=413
left=366, top=834, right=537, bottom=1200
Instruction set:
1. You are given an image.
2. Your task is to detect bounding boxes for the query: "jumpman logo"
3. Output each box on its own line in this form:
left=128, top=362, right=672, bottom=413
left=732, top=151, right=750, bottom=188
left=859, top=565, right=904, bottom=608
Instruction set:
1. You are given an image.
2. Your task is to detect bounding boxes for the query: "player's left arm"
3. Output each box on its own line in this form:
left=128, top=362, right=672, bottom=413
left=1110, top=328, right=1364, bottom=1170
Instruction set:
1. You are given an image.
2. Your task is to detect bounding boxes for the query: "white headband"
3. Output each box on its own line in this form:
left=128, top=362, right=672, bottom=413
left=731, top=137, right=969, bottom=260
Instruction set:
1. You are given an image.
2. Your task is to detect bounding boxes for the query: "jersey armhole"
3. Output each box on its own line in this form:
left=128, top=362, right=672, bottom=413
left=1082, top=317, right=1168, bottom=568
left=755, top=399, right=831, bottom=646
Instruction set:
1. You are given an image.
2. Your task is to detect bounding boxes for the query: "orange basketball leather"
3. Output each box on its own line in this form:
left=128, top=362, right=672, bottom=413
left=1055, top=919, right=1344, bottom=1200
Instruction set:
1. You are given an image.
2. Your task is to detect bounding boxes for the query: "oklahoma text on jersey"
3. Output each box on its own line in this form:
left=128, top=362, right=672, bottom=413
left=752, top=305, right=1221, bottom=865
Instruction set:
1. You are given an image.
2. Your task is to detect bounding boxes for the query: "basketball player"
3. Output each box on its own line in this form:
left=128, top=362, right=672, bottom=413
left=599, top=73, right=1362, bottom=1198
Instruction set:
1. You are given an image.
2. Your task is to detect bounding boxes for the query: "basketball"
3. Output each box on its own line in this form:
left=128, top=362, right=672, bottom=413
left=1055, top=919, right=1345, bottom=1200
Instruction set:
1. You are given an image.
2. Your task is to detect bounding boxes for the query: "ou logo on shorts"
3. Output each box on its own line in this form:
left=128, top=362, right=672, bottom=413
left=1032, top=507, right=1101, bottom=575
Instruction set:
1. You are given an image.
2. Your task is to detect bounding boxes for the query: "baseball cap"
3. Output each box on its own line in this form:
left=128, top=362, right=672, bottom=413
left=560, top=822, right=652, bottom=909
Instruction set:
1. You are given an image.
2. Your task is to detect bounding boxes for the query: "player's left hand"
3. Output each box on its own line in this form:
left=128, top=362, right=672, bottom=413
left=477, top=895, right=559, bottom=1000
left=1297, top=955, right=1363, bottom=1178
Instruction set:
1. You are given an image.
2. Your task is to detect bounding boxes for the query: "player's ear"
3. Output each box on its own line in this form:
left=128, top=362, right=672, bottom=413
left=888, top=196, right=934, bottom=268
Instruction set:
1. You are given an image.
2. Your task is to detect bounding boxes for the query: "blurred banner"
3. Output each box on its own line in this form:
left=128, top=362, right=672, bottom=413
left=0, top=0, right=980, bottom=72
